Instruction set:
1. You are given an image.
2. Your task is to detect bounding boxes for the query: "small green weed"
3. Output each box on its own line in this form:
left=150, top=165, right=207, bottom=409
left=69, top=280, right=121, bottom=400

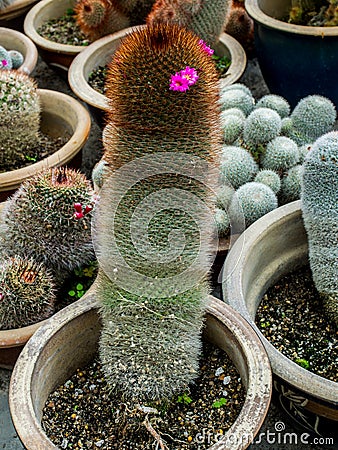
left=212, top=397, right=227, bottom=408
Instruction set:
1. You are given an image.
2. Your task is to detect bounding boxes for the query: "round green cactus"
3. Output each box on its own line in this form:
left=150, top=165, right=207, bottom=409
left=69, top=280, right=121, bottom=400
left=302, top=131, right=338, bottom=325
left=0, top=256, right=55, bottom=330
left=221, top=114, right=244, bottom=144
left=254, top=169, right=281, bottom=194
left=220, top=107, right=246, bottom=121
left=8, top=50, right=24, bottom=69
left=219, top=88, right=255, bottom=116
left=1, top=168, right=95, bottom=280
left=0, top=46, right=12, bottom=70
left=220, top=82, right=253, bottom=98
left=279, top=164, right=303, bottom=205
left=243, top=107, right=282, bottom=146
left=255, top=94, right=290, bottom=118
left=215, top=183, right=235, bottom=210
left=290, top=95, right=337, bottom=145
left=220, top=145, right=259, bottom=189
left=0, top=70, right=40, bottom=166
left=215, top=207, right=230, bottom=236
left=261, top=136, right=299, bottom=172
left=230, top=181, right=278, bottom=227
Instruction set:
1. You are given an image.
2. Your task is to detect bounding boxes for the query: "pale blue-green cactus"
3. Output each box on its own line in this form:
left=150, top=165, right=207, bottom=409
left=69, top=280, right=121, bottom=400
left=221, top=114, right=244, bottom=144
left=255, top=94, right=290, bottom=119
left=0, top=46, right=12, bottom=70
left=261, top=136, right=299, bottom=172
left=220, top=145, right=258, bottom=189
left=215, top=183, right=235, bottom=210
left=215, top=207, right=230, bottom=237
left=219, top=88, right=255, bottom=116
left=302, top=131, right=338, bottom=326
left=8, top=50, right=24, bottom=69
left=279, top=164, right=303, bottom=205
left=243, top=107, right=282, bottom=146
left=254, top=169, right=281, bottom=194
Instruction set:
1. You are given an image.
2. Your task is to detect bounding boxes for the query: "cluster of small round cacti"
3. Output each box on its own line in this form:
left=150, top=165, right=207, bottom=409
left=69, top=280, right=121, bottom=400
left=0, top=70, right=41, bottom=167
left=215, top=84, right=337, bottom=235
left=0, top=45, right=24, bottom=71
left=0, top=256, right=56, bottom=330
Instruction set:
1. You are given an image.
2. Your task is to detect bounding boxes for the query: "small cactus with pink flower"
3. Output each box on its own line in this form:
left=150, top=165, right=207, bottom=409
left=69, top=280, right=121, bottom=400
left=0, top=167, right=95, bottom=282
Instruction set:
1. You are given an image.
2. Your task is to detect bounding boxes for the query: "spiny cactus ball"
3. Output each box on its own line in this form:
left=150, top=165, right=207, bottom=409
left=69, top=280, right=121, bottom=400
left=221, top=113, right=244, bottom=144
left=261, top=136, right=299, bottom=172
left=279, top=164, right=303, bottom=205
left=230, top=181, right=278, bottom=227
left=298, top=144, right=312, bottom=164
left=215, top=183, right=235, bottom=210
left=0, top=70, right=40, bottom=165
left=243, top=107, right=282, bottom=146
left=302, top=131, right=338, bottom=322
left=224, top=4, right=254, bottom=52
left=321, top=293, right=338, bottom=328
left=1, top=168, right=95, bottom=279
left=74, top=0, right=130, bottom=42
left=220, top=107, right=246, bottom=121
left=220, top=145, right=259, bottom=189
left=255, top=94, right=291, bottom=119
left=291, top=95, right=337, bottom=145
left=215, top=207, right=230, bottom=236
left=8, top=50, right=24, bottom=69
left=0, top=46, right=12, bottom=70
left=219, top=88, right=255, bottom=116
left=92, top=157, right=109, bottom=191
left=147, top=0, right=199, bottom=28
left=220, top=82, right=253, bottom=98
left=254, top=169, right=281, bottom=194
left=0, top=256, right=55, bottom=330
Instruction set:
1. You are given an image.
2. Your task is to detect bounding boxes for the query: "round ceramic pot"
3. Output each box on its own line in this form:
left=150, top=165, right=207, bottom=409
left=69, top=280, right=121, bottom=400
left=23, top=0, right=85, bottom=73
left=245, top=0, right=338, bottom=108
left=68, top=26, right=247, bottom=127
left=0, top=0, right=39, bottom=29
left=0, top=89, right=91, bottom=201
left=9, top=285, right=272, bottom=449
left=0, top=26, right=38, bottom=75
left=222, top=200, right=338, bottom=438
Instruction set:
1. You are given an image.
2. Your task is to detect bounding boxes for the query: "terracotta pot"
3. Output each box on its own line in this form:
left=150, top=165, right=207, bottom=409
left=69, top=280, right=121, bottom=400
left=24, top=0, right=85, bottom=73
left=68, top=26, right=247, bottom=127
left=0, top=26, right=38, bottom=75
left=245, top=0, right=338, bottom=108
left=0, top=0, right=39, bottom=29
left=0, top=88, right=91, bottom=201
left=222, top=200, right=338, bottom=437
left=9, top=285, right=272, bottom=449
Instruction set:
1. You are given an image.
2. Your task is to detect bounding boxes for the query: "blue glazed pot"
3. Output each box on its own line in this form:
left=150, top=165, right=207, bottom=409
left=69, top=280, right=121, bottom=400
left=245, top=0, right=338, bottom=108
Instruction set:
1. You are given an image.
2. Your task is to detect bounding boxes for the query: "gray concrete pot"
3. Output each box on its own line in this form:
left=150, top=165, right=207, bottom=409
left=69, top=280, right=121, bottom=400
left=9, top=284, right=272, bottom=449
left=222, top=200, right=338, bottom=437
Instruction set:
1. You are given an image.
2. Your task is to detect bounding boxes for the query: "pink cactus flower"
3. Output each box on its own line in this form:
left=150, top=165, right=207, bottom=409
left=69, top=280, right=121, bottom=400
left=74, top=211, right=84, bottom=220
left=74, top=203, right=83, bottom=213
left=84, top=205, right=93, bottom=214
left=180, top=66, right=199, bottom=86
left=198, top=39, right=214, bottom=56
left=1, top=59, right=8, bottom=67
left=169, top=73, right=190, bottom=92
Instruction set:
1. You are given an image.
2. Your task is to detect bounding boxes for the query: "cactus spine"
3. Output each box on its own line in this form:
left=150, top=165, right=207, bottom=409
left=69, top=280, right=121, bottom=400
left=1, top=168, right=94, bottom=281
left=302, top=131, right=338, bottom=327
left=94, top=23, right=221, bottom=402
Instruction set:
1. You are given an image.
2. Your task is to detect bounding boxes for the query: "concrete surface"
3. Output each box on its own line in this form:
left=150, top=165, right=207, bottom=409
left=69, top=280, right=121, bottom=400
left=0, top=56, right=337, bottom=450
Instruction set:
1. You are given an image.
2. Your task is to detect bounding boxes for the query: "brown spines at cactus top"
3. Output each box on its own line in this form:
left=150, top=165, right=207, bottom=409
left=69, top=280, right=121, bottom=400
left=224, top=2, right=254, bottom=54
left=104, top=24, right=221, bottom=168
left=74, top=0, right=130, bottom=41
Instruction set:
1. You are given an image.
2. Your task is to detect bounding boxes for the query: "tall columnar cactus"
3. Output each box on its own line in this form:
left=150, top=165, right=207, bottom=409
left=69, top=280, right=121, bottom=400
left=224, top=0, right=254, bottom=54
left=147, top=0, right=231, bottom=47
left=0, top=256, right=55, bottom=330
left=74, top=0, right=130, bottom=42
left=0, top=70, right=40, bottom=168
left=93, top=23, right=222, bottom=402
left=0, top=168, right=95, bottom=281
left=302, top=131, right=338, bottom=327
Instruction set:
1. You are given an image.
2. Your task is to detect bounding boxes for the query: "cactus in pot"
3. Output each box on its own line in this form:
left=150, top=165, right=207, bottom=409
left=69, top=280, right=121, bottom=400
left=93, top=23, right=221, bottom=402
left=0, top=167, right=95, bottom=283
left=0, top=0, right=14, bottom=10
left=301, top=131, right=338, bottom=327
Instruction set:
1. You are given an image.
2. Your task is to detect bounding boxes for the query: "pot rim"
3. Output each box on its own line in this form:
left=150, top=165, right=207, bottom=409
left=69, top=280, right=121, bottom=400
left=0, top=88, right=91, bottom=193
left=0, top=0, right=38, bottom=21
left=24, top=0, right=85, bottom=54
left=68, top=26, right=247, bottom=113
left=0, top=26, right=38, bottom=75
left=9, top=286, right=272, bottom=449
left=245, top=0, right=338, bottom=37
left=222, top=200, right=338, bottom=405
